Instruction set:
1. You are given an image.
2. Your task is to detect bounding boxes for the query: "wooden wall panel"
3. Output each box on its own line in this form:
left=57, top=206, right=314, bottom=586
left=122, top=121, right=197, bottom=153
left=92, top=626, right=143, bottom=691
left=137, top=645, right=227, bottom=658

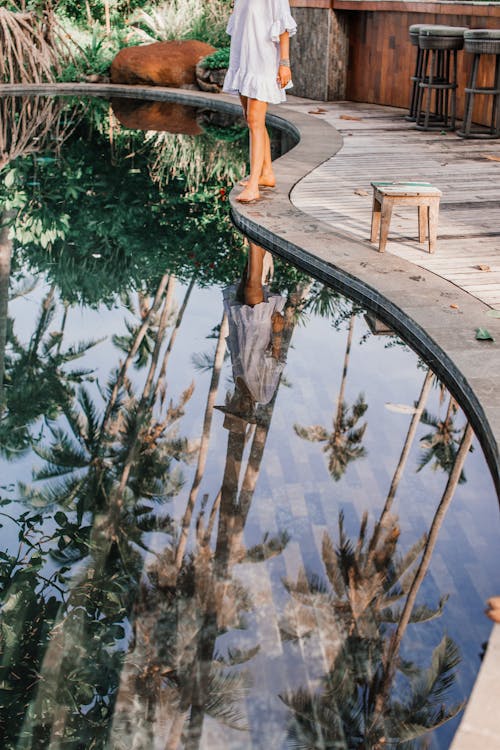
left=344, top=9, right=500, bottom=126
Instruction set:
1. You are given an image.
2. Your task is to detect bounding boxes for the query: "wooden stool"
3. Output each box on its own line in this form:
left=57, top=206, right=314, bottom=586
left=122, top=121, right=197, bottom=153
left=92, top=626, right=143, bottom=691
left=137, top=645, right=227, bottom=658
left=370, top=182, right=442, bottom=253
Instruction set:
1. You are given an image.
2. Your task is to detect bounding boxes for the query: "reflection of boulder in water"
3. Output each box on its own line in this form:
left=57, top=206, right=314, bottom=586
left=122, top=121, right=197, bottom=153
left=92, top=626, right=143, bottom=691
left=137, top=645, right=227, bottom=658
left=111, top=98, right=203, bottom=135
left=110, top=40, right=216, bottom=88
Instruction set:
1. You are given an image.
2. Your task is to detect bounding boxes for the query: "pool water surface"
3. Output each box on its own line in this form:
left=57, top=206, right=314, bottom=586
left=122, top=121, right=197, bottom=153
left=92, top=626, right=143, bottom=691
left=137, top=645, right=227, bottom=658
left=0, top=94, right=498, bottom=750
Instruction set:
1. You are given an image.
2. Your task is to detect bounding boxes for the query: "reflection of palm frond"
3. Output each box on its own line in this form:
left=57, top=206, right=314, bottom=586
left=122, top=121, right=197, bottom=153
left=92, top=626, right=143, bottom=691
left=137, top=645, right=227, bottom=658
left=205, top=668, right=251, bottom=731
left=225, top=645, right=260, bottom=666
left=303, top=282, right=353, bottom=326
left=244, top=530, right=290, bottom=563
left=19, top=474, right=86, bottom=508
left=191, top=348, right=216, bottom=373
left=113, top=319, right=155, bottom=369
left=294, top=395, right=368, bottom=482
left=380, top=595, right=449, bottom=624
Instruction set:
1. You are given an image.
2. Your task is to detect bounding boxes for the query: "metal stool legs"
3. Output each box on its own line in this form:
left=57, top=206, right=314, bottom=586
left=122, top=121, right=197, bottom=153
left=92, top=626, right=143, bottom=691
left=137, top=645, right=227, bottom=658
left=407, top=46, right=425, bottom=121
left=416, top=48, right=459, bottom=131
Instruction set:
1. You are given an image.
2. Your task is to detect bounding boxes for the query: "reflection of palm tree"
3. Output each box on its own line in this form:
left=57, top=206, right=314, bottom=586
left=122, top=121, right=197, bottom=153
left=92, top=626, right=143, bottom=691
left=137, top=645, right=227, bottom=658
left=1, top=96, right=84, bottom=426
left=379, top=423, right=474, bottom=704
left=175, top=310, right=229, bottom=572
left=16, top=272, right=196, bottom=746
left=0, top=217, right=12, bottom=407
left=1, top=287, right=99, bottom=458
left=418, top=396, right=468, bottom=480
left=368, top=368, right=434, bottom=556
left=280, top=511, right=434, bottom=649
left=281, top=632, right=462, bottom=749
left=111, top=275, right=311, bottom=748
left=294, top=315, right=368, bottom=481
left=280, top=507, right=463, bottom=748
left=280, top=419, right=475, bottom=747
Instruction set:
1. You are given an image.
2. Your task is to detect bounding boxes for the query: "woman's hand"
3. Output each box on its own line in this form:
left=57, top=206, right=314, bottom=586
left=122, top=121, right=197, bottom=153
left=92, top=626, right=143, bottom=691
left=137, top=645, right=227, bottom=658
left=277, top=64, right=291, bottom=89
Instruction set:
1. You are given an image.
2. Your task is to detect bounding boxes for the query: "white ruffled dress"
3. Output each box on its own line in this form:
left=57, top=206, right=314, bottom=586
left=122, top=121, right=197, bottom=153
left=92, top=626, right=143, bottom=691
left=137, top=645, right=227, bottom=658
left=223, top=285, right=286, bottom=405
left=223, top=0, right=297, bottom=104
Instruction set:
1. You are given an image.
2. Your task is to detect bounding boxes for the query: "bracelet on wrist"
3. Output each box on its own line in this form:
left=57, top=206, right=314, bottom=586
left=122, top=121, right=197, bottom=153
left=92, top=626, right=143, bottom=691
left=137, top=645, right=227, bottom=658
left=279, top=59, right=290, bottom=67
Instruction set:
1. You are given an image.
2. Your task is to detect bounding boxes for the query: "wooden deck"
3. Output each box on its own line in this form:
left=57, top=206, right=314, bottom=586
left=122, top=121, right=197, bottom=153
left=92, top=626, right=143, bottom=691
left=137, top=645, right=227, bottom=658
left=288, top=101, right=500, bottom=309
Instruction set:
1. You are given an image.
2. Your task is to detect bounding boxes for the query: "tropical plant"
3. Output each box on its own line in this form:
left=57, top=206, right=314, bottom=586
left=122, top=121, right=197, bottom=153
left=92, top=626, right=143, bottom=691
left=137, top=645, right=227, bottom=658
left=128, top=0, right=232, bottom=48
left=57, top=23, right=126, bottom=80
left=0, top=5, right=69, bottom=83
left=200, top=46, right=230, bottom=70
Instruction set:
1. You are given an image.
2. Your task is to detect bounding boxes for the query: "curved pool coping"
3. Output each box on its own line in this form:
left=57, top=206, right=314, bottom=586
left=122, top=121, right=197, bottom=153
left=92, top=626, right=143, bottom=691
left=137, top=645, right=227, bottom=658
left=1, top=82, right=500, bottom=503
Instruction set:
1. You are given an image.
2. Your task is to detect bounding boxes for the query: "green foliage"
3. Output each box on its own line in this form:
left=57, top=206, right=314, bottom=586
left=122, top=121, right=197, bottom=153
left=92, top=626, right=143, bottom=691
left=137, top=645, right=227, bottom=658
left=127, top=0, right=232, bottom=48
left=57, top=26, right=123, bottom=80
left=200, top=46, right=231, bottom=71
left=55, top=0, right=145, bottom=27
left=1, top=98, right=249, bottom=304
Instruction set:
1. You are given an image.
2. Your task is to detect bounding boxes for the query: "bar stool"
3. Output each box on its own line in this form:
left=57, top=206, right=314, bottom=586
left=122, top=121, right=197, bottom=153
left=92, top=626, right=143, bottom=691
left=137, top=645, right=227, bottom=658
left=457, top=29, right=500, bottom=139
left=415, top=25, right=468, bottom=131
left=406, top=24, right=432, bottom=121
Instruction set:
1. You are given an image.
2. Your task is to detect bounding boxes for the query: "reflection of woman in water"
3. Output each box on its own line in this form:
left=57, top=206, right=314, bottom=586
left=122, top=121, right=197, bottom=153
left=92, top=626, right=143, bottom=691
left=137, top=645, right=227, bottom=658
left=222, top=242, right=285, bottom=420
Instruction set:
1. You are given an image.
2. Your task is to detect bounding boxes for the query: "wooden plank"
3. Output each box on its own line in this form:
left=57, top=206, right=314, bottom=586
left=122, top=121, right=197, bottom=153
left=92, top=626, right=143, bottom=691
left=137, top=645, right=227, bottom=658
left=289, top=102, right=500, bottom=310
left=332, top=1, right=500, bottom=19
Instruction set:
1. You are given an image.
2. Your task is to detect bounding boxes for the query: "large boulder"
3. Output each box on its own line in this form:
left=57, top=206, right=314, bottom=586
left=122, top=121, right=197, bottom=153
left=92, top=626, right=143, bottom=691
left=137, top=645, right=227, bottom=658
left=110, top=40, right=216, bottom=88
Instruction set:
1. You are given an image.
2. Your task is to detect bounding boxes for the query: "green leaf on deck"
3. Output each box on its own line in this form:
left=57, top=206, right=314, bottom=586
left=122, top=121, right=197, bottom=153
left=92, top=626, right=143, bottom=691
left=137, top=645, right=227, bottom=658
left=475, top=327, right=495, bottom=341
left=486, top=310, right=500, bottom=318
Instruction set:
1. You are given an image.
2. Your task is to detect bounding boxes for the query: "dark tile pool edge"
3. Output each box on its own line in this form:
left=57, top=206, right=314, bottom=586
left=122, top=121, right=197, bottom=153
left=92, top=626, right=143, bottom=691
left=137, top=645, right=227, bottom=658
left=1, top=83, right=499, bottom=505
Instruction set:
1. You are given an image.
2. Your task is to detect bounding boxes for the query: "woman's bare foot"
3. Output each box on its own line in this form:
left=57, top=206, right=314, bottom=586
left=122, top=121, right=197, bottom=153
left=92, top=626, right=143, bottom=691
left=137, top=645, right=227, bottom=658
left=239, top=172, right=276, bottom=189
left=236, top=186, right=260, bottom=203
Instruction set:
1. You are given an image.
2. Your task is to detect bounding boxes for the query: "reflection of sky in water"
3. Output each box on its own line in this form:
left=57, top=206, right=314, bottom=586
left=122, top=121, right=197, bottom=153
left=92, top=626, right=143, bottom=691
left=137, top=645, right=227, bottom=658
left=1, top=94, right=499, bottom=750
left=2, top=269, right=499, bottom=749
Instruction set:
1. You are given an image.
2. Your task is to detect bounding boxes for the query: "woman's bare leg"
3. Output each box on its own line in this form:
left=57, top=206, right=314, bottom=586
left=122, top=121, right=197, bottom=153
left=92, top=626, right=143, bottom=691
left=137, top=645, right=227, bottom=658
left=237, top=98, right=268, bottom=202
left=240, top=94, right=248, bottom=119
left=239, top=96, right=275, bottom=188
left=261, top=129, right=275, bottom=186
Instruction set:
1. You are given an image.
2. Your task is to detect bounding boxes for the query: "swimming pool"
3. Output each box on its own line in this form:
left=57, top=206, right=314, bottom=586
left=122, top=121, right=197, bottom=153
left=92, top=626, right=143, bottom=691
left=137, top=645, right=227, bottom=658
left=0, top=93, right=498, bottom=750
